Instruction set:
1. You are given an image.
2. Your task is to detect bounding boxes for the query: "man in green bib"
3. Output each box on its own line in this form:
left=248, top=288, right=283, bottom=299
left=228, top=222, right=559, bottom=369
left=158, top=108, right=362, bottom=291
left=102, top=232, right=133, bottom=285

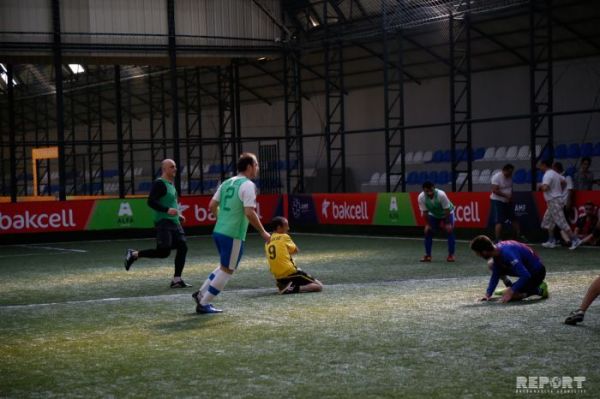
left=124, top=159, right=191, bottom=288
left=192, top=153, right=271, bottom=314
left=417, top=181, right=456, bottom=262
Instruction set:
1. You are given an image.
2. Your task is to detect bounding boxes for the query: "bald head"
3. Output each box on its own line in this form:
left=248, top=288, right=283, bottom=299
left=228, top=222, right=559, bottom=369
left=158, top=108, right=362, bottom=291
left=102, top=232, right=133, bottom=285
left=161, top=159, right=177, bottom=181
left=161, top=159, right=175, bottom=171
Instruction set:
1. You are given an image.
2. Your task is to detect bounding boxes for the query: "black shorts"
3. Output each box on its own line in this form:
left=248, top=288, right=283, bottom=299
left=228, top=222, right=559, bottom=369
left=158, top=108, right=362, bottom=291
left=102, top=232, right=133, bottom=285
left=519, top=266, right=546, bottom=295
left=491, top=200, right=514, bottom=225
left=276, top=269, right=318, bottom=292
left=155, top=219, right=186, bottom=249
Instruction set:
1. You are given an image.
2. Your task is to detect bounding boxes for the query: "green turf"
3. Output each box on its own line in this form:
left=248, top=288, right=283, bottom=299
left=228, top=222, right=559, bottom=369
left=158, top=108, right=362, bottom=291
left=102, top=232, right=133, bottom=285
left=1, top=234, right=599, bottom=398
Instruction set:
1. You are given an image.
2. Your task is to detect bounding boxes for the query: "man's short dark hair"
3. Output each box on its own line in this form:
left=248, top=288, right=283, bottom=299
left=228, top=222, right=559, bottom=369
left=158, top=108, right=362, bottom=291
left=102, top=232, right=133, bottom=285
left=540, top=159, right=553, bottom=168
left=237, top=152, right=257, bottom=173
left=553, top=161, right=564, bottom=173
left=470, top=235, right=495, bottom=253
left=422, top=181, right=434, bottom=190
left=585, top=201, right=595, bottom=208
left=271, top=216, right=286, bottom=230
left=502, top=163, right=515, bottom=171
left=582, top=156, right=592, bottom=165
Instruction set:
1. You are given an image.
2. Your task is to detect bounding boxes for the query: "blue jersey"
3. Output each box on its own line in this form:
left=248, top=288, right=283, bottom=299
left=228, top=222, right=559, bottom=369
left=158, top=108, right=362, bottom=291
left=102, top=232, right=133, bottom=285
left=486, top=241, right=544, bottom=296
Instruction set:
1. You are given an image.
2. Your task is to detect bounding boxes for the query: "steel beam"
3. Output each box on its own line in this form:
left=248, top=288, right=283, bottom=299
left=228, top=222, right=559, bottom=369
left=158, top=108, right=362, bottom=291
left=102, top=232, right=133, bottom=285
left=52, top=0, right=66, bottom=200
left=529, top=0, right=554, bottom=190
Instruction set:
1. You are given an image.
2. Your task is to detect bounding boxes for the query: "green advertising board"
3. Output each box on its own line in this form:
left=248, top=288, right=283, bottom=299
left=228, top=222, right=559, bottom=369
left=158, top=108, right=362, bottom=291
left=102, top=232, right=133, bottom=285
left=87, top=199, right=155, bottom=230
left=373, top=193, right=416, bottom=226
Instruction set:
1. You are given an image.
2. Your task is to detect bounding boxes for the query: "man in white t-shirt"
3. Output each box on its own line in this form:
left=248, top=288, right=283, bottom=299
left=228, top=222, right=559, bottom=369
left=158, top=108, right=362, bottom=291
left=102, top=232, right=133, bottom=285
left=538, top=159, right=581, bottom=250
left=490, top=164, right=523, bottom=242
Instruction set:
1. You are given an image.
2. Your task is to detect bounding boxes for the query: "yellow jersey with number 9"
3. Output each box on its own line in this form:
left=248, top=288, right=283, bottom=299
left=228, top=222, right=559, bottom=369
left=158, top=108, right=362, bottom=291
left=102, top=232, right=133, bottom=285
left=265, top=233, right=298, bottom=279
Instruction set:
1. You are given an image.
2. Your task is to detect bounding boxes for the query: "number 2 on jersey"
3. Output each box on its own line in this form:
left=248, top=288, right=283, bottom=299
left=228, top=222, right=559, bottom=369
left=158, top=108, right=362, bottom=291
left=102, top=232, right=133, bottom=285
left=221, top=186, right=235, bottom=211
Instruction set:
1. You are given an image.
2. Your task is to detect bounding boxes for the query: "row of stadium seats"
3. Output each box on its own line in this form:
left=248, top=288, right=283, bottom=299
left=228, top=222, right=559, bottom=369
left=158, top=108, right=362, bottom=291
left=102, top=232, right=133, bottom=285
left=369, top=166, right=564, bottom=187
left=402, top=142, right=600, bottom=165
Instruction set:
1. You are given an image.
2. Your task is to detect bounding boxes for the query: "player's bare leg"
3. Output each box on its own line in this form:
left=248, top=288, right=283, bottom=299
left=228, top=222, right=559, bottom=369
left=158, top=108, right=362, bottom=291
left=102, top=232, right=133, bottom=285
left=566, top=276, right=600, bottom=325
left=494, top=223, right=503, bottom=242
left=299, top=279, right=323, bottom=293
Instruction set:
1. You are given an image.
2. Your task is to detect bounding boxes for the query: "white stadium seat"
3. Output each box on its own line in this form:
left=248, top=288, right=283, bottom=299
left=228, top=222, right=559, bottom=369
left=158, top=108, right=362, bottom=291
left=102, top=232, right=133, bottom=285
left=517, top=145, right=530, bottom=160
left=404, top=152, right=414, bottom=164
left=482, top=147, right=496, bottom=161
left=494, top=146, right=507, bottom=161
left=422, top=151, right=433, bottom=163
left=412, top=151, right=424, bottom=164
left=505, top=145, right=518, bottom=160
left=456, top=172, right=467, bottom=186
left=369, top=172, right=380, bottom=185
left=378, top=173, right=387, bottom=185
left=478, top=169, right=491, bottom=184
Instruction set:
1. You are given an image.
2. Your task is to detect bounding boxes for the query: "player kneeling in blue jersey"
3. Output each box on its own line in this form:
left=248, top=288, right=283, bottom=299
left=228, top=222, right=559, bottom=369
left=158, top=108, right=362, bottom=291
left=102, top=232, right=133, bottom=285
left=470, top=235, right=548, bottom=303
left=265, top=217, right=323, bottom=294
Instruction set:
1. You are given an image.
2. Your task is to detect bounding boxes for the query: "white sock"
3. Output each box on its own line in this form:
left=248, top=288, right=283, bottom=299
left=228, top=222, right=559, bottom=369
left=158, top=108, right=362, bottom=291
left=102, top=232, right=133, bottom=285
left=200, top=269, right=232, bottom=306
left=199, top=267, right=221, bottom=295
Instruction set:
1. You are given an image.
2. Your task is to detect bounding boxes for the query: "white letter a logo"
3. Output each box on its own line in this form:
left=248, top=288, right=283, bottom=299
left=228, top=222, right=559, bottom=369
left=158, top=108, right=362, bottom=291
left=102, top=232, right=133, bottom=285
left=118, top=202, right=133, bottom=217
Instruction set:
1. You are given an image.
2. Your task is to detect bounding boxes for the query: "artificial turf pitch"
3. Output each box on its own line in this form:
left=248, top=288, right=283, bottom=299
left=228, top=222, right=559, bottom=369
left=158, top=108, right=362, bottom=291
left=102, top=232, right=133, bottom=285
left=1, top=234, right=598, bottom=398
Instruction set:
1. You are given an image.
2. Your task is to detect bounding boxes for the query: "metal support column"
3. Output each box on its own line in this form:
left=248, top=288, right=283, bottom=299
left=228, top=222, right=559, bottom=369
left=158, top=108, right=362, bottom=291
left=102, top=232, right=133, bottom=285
left=33, top=97, right=51, bottom=195
left=44, top=99, right=53, bottom=194
left=7, top=65, right=17, bottom=202
left=383, top=26, right=406, bottom=193
left=217, top=65, right=237, bottom=181
left=324, top=2, right=346, bottom=192
left=530, top=0, right=554, bottom=190
left=52, top=0, right=66, bottom=200
left=233, top=61, right=243, bottom=155
left=184, top=67, right=204, bottom=194
left=0, top=99, right=5, bottom=196
left=115, top=65, right=126, bottom=199
left=17, top=100, right=28, bottom=196
left=283, top=50, right=304, bottom=193
left=450, top=4, right=473, bottom=192
left=65, top=88, right=78, bottom=194
left=149, top=70, right=167, bottom=178
left=167, top=0, right=181, bottom=192
left=86, top=77, right=104, bottom=194
left=122, top=79, right=135, bottom=195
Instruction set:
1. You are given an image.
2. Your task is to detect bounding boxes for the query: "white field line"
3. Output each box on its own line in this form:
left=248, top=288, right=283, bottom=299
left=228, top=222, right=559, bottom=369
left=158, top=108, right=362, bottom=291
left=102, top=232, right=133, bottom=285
left=1, top=269, right=597, bottom=310
left=17, top=244, right=87, bottom=253
left=0, top=252, right=77, bottom=259
left=293, top=232, right=600, bottom=249
left=8, top=232, right=600, bottom=250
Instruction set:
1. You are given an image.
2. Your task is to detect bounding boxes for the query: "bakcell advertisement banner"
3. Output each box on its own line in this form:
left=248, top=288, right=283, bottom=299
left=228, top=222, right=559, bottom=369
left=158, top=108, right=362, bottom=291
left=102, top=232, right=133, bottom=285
left=409, top=192, right=491, bottom=228
left=180, top=194, right=283, bottom=227
left=0, top=200, right=95, bottom=234
left=312, top=193, right=377, bottom=225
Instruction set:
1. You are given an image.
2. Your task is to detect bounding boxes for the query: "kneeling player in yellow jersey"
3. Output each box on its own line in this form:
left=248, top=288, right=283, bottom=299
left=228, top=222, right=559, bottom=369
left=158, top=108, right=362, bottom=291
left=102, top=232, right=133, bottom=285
left=265, top=217, right=323, bottom=294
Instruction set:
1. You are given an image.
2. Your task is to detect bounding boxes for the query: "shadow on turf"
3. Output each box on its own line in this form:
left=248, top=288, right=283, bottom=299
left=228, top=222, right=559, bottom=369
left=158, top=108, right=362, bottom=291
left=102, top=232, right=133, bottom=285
left=153, top=312, right=233, bottom=333
left=461, top=297, right=547, bottom=307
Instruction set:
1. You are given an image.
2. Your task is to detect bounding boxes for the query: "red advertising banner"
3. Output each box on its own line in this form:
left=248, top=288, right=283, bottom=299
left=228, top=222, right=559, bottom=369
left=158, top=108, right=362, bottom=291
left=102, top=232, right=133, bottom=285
left=312, top=193, right=378, bottom=225
left=410, top=191, right=492, bottom=228
left=0, top=200, right=95, bottom=234
left=179, top=194, right=282, bottom=227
